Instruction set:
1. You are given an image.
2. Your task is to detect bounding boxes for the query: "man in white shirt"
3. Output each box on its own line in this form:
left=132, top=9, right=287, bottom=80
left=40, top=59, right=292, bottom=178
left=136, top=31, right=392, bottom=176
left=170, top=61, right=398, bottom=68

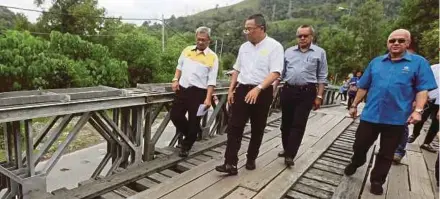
left=170, top=26, right=219, bottom=157
left=215, top=14, right=284, bottom=175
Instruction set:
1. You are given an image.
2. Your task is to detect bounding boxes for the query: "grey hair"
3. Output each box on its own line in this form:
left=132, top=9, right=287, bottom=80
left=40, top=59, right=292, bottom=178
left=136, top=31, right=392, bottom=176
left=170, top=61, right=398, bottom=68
left=195, top=26, right=211, bottom=38
left=296, top=25, right=315, bottom=36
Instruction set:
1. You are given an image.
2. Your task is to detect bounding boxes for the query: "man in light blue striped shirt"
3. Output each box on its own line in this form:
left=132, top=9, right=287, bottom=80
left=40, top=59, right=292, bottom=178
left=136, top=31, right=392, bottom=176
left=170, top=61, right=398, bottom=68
left=278, top=25, right=328, bottom=166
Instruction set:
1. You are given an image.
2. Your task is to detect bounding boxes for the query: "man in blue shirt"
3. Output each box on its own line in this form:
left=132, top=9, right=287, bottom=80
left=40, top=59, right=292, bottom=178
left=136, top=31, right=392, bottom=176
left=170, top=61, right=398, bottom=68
left=345, top=29, right=437, bottom=195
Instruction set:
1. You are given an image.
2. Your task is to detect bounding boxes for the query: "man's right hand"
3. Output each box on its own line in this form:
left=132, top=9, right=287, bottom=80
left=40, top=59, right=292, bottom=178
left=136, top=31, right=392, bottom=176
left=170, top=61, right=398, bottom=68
left=172, top=81, right=179, bottom=92
left=227, top=91, right=235, bottom=105
left=349, top=106, right=358, bottom=118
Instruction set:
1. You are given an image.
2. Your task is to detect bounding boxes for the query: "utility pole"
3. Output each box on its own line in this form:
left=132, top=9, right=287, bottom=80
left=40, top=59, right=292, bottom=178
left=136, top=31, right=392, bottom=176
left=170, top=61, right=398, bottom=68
left=287, top=0, right=292, bottom=19
left=219, top=39, right=224, bottom=60
left=214, top=40, right=218, bottom=53
left=272, top=4, right=276, bottom=21
left=161, top=14, right=165, bottom=52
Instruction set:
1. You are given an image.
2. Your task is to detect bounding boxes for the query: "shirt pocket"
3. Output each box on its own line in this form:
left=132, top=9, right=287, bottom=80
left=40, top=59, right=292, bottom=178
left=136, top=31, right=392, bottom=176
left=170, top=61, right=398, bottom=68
left=303, top=57, right=319, bottom=72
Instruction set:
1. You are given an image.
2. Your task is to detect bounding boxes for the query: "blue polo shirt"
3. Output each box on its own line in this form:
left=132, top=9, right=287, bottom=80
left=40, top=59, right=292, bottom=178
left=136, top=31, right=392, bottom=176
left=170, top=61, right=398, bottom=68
left=358, top=52, right=437, bottom=125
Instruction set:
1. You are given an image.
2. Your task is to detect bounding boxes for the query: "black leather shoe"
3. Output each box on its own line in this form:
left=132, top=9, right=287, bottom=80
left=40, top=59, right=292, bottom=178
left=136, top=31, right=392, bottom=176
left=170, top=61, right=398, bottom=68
left=179, top=149, right=189, bottom=157
left=245, top=160, right=256, bottom=170
left=278, top=151, right=286, bottom=157
left=285, top=157, right=294, bottom=167
left=344, top=164, right=357, bottom=176
left=215, top=164, right=238, bottom=175
left=370, top=182, right=383, bottom=195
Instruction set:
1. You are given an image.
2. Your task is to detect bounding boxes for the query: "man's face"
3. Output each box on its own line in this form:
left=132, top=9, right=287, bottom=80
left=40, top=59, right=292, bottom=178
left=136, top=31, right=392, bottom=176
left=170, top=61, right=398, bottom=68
left=296, top=27, right=313, bottom=48
left=387, top=32, right=409, bottom=54
left=196, top=32, right=210, bottom=50
left=243, top=19, right=263, bottom=43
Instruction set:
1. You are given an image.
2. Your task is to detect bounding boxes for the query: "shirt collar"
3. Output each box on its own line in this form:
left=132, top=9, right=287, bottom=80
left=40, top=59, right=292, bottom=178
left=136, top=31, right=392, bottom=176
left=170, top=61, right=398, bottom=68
left=382, top=51, right=412, bottom=62
left=293, top=44, right=316, bottom=52
left=191, top=46, right=211, bottom=55
left=253, top=34, right=268, bottom=47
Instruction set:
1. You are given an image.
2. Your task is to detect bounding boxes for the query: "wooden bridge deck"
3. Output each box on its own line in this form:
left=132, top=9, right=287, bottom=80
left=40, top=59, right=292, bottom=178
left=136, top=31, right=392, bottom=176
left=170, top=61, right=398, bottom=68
left=46, top=105, right=438, bottom=199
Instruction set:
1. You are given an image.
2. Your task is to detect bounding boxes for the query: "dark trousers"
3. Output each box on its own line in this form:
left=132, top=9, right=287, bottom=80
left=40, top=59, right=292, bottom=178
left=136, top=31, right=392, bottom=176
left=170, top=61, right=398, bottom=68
left=436, top=154, right=439, bottom=185
left=170, top=86, right=207, bottom=151
left=412, top=101, right=439, bottom=144
left=280, top=84, right=316, bottom=159
left=347, top=94, right=355, bottom=109
left=350, top=120, right=405, bottom=185
left=224, top=84, right=273, bottom=165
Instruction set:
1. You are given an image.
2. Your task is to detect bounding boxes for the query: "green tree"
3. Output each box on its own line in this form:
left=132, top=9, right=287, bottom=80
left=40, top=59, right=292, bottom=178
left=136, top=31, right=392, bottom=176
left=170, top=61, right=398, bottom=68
left=419, top=21, right=439, bottom=64
left=35, top=0, right=106, bottom=35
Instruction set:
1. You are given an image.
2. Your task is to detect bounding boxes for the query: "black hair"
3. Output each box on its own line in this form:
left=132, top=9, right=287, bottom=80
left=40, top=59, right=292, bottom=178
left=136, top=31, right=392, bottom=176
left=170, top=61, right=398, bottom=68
left=247, top=14, right=267, bottom=32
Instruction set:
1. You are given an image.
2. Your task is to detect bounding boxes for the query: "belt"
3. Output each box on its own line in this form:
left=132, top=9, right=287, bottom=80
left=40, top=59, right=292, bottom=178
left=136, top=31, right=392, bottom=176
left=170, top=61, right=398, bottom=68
left=284, top=83, right=316, bottom=89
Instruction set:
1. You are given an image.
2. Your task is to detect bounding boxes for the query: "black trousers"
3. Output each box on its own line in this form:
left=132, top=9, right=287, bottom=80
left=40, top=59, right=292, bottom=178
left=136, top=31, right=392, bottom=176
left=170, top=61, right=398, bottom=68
left=224, top=84, right=273, bottom=165
left=280, top=84, right=316, bottom=159
left=350, top=120, right=404, bottom=185
left=170, top=86, right=207, bottom=151
left=412, top=101, right=439, bottom=144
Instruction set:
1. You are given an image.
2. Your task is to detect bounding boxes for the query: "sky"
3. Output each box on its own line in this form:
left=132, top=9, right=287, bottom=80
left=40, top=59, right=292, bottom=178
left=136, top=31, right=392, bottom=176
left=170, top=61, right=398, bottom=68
left=2, top=0, right=244, bottom=25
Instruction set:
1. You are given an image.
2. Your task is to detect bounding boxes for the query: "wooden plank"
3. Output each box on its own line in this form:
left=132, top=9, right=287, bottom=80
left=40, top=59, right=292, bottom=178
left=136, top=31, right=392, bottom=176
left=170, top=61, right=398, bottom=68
left=336, top=137, right=355, bottom=143
left=316, top=159, right=346, bottom=170
left=428, top=170, right=440, bottom=199
left=385, top=164, right=411, bottom=199
left=210, top=147, right=224, bottom=153
left=313, top=163, right=344, bottom=175
left=49, top=112, right=283, bottom=199
left=128, top=130, right=281, bottom=199
left=321, top=156, right=350, bottom=166
left=134, top=178, right=158, bottom=190
left=323, top=153, right=351, bottom=163
left=285, top=190, right=318, bottom=199
left=175, top=162, right=196, bottom=172
left=293, top=183, right=332, bottom=198
left=331, top=143, right=352, bottom=151
left=191, top=143, right=282, bottom=199
left=203, top=150, right=222, bottom=158
left=303, top=168, right=341, bottom=186
left=421, top=148, right=438, bottom=171
left=162, top=138, right=282, bottom=199
left=407, top=151, right=435, bottom=198
left=328, top=147, right=353, bottom=155
left=240, top=115, right=346, bottom=192
left=160, top=169, right=179, bottom=178
left=332, top=142, right=376, bottom=199
left=223, top=187, right=256, bottom=199
left=185, top=158, right=205, bottom=166
left=193, top=154, right=212, bottom=162
left=148, top=173, right=170, bottom=183
left=253, top=118, right=352, bottom=199
left=298, top=177, right=337, bottom=192
left=113, top=186, right=137, bottom=197
left=100, top=192, right=125, bottom=199
left=326, top=150, right=353, bottom=159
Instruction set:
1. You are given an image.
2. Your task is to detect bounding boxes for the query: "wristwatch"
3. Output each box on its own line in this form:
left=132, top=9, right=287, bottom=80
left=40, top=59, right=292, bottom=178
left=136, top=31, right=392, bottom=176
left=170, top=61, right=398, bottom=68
left=317, top=95, right=323, bottom=99
left=415, top=108, right=423, bottom=114
left=257, top=85, right=263, bottom=90
left=172, top=77, right=179, bottom=82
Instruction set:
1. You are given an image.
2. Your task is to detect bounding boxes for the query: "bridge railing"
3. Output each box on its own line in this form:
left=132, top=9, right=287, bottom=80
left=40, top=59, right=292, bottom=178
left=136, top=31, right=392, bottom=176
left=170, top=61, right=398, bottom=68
left=0, top=82, right=339, bottom=198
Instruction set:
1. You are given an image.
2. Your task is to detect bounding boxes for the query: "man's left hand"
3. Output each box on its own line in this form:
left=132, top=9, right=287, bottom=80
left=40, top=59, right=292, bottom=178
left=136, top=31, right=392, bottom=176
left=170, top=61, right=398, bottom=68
left=203, top=98, right=212, bottom=110
left=313, top=97, right=322, bottom=110
left=245, top=87, right=261, bottom=104
left=407, top=111, right=422, bottom=124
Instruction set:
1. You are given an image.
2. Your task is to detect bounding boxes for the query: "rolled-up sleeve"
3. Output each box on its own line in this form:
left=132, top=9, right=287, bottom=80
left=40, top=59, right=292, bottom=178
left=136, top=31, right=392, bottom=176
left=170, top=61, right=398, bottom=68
left=207, top=56, right=219, bottom=86
left=269, top=44, right=284, bottom=74
left=176, top=51, right=184, bottom=70
left=232, top=51, right=241, bottom=72
left=416, top=59, right=437, bottom=92
left=357, top=62, right=373, bottom=89
left=318, top=50, right=328, bottom=84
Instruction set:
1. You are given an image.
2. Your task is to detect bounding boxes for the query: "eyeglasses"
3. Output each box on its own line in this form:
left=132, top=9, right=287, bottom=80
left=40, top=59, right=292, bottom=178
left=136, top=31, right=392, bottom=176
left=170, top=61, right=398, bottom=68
left=388, top=39, right=406, bottom=44
left=297, top=34, right=310, bottom=39
left=243, top=26, right=261, bottom=34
